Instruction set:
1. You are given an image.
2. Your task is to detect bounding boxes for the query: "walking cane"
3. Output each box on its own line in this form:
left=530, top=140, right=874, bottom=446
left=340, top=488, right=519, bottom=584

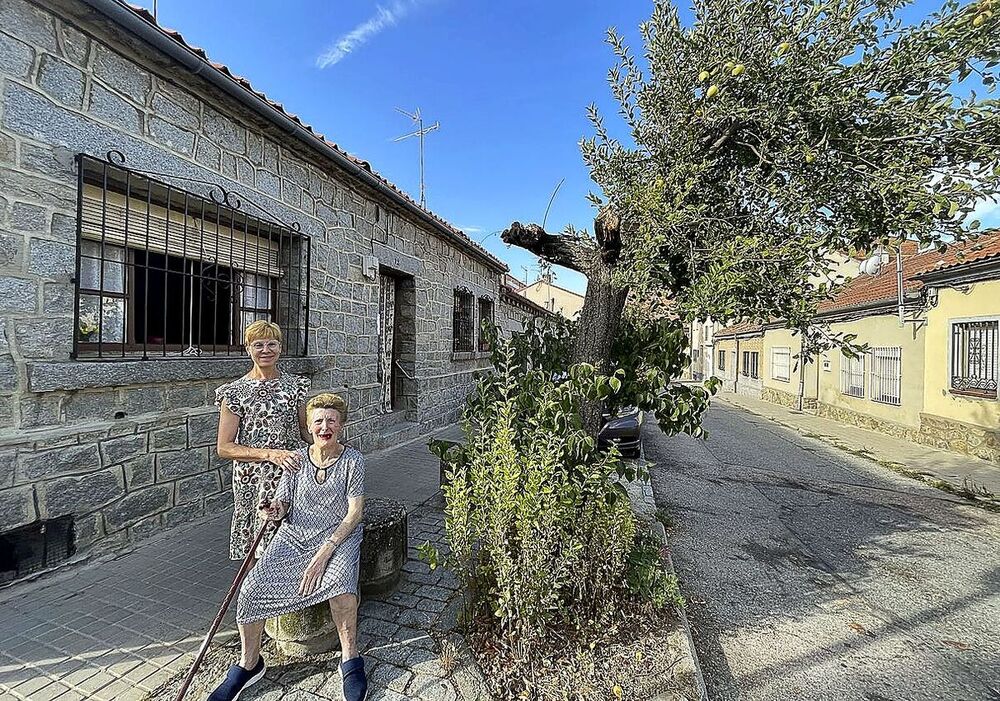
left=173, top=515, right=271, bottom=701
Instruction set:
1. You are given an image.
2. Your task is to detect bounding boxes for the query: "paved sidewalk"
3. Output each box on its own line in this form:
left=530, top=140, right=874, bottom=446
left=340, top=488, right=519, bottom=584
left=716, top=392, right=1000, bottom=499
left=0, top=424, right=464, bottom=701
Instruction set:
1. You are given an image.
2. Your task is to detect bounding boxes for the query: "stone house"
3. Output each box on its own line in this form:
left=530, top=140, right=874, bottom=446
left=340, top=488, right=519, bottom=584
left=0, top=0, right=542, bottom=580
left=713, top=232, right=1000, bottom=464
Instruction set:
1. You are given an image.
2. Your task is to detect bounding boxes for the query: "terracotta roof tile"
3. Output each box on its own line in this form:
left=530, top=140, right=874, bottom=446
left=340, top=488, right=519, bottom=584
left=818, top=231, right=1000, bottom=315
left=122, top=3, right=507, bottom=271
left=714, top=321, right=765, bottom=339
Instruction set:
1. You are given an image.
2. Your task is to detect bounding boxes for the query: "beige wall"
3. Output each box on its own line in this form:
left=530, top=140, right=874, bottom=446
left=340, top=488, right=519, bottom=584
left=518, top=280, right=585, bottom=320
left=816, top=314, right=926, bottom=428
left=922, top=281, right=1000, bottom=428
left=762, top=328, right=804, bottom=396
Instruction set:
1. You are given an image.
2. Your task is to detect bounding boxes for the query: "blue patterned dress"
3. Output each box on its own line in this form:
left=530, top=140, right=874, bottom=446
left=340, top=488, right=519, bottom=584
left=236, top=446, right=365, bottom=624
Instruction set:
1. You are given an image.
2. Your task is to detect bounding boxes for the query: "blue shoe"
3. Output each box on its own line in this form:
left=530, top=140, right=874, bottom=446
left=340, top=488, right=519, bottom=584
left=341, top=655, right=368, bottom=701
left=207, top=657, right=266, bottom=701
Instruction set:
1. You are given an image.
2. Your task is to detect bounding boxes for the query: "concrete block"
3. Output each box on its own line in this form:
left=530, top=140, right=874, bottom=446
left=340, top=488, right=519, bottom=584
left=100, top=433, right=147, bottom=466
left=59, top=22, right=90, bottom=66
left=93, top=44, right=150, bottom=104
left=151, top=93, right=198, bottom=129
left=37, top=54, right=85, bottom=109
left=28, top=238, right=74, bottom=278
left=175, top=470, right=220, bottom=503
left=18, top=443, right=100, bottom=481
left=89, top=82, right=142, bottom=134
left=149, top=116, right=195, bottom=156
left=0, top=0, right=58, bottom=52
left=0, top=276, right=38, bottom=314
left=0, top=485, right=37, bottom=531
left=104, top=484, right=171, bottom=530
left=156, top=447, right=208, bottom=480
left=202, top=105, right=246, bottom=153
left=0, top=32, right=34, bottom=80
left=41, top=466, right=125, bottom=518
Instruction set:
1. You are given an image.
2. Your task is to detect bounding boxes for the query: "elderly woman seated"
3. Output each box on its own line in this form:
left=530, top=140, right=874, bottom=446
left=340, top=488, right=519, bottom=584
left=209, top=393, right=368, bottom=701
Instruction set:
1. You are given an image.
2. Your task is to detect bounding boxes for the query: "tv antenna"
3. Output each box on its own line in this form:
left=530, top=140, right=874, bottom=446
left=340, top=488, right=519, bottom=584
left=393, top=107, right=439, bottom=208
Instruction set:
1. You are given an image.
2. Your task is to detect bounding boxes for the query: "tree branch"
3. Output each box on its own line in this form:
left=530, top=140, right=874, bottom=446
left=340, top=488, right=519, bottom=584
left=501, top=222, right=598, bottom=273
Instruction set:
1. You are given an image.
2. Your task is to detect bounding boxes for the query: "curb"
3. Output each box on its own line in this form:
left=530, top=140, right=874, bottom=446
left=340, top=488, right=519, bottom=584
left=715, top=397, right=1000, bottom=511
left=628, top=473, right=710, bottom=701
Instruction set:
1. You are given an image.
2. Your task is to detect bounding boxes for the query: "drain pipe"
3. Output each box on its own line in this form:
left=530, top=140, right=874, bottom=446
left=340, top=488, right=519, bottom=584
left=78, top=0, right=507, bottom=274
left=896, top=249, right=905, bottom=327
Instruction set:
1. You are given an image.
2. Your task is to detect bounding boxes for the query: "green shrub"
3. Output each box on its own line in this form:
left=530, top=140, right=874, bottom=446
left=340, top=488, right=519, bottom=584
left=625, top=530, right=685, bottom=610
left=421, top=335, right=639, bottom=660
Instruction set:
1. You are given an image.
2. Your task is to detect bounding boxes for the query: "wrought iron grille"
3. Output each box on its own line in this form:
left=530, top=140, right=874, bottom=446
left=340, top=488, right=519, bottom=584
left=841, top=354, right=865, bottom=398
left=951, top=320, right=998, bottom=397
left=453, top=289, right=474, bottom=353
left=741, top=351, right=759, bottom=379
left=73, top=153, right=310, bottom=359
left=771, top=347, right=791, bottom=382
left=478, top=297, right=494, bottom=352
left=870, top=346, right=902, bottom=405
left=0, top=516, right=74, bottom=584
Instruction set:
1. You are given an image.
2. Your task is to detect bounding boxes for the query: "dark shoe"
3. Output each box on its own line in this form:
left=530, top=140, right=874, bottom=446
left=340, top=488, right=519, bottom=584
left=207, top=657, right=266, bottom=701
left=341, top=655, right=368, bottom=701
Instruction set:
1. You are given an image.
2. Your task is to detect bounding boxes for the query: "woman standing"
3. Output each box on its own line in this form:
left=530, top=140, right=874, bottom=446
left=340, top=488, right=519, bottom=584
left=216, top=320, right=311, bottom=560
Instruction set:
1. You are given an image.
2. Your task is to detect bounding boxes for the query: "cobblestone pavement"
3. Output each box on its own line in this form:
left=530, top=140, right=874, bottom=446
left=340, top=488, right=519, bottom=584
left=647, top=405, right=1000, bottom=701
left=0, top=425, right=466, bottom=701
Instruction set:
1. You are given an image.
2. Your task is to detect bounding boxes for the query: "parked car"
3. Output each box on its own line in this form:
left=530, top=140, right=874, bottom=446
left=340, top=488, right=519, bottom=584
left=598, top=406, right=643, bottom=458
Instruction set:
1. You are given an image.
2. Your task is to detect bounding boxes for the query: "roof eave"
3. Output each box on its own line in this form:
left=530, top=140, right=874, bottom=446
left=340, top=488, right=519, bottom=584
left=78, top=0, right=508, bottom=274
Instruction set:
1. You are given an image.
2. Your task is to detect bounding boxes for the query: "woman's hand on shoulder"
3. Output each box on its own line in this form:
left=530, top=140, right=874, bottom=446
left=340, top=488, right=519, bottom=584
left=268, top=449, right=302, bottom=474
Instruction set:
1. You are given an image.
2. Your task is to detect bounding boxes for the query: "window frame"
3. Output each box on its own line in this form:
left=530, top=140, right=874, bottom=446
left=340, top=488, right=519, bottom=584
left=477, top=296, right=495, bottom=353
left=717, top=348, right=726, bottom=372
left=741, top=350, right=760, bottom=380
left=452, top=288, right=475, bottom=354
left=948, top=317, right=999, bottom=399
left=770, top=347, right=791, bottom=382
left=73, top=153, right=309, bottom=360
left=840, top=353, right=865, bottom=398
left=869, top=346, right=902, bottom=406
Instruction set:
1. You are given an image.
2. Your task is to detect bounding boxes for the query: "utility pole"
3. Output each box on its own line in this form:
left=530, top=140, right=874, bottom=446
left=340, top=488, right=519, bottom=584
left=393, top=107, right=439, bottom=208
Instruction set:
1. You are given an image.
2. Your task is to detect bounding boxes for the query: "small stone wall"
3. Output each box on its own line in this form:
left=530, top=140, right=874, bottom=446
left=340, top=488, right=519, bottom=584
left=815, top=402, right=922, bottom=443
left=761, top=386, right=800, bottom=410
left=919, top=413, right=1000, bottom=465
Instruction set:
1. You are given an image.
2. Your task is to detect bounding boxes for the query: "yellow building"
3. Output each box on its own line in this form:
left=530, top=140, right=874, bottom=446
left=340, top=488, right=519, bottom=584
left=517, top=276, right=586, bottom=320
left=715, top=233, right=1000, bottom=464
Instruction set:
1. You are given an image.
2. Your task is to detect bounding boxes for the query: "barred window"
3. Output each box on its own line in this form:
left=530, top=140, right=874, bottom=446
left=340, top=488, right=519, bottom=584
left=771, top=347, right=791, bottom=382
left=841, top=354, right=865, bottom=398
left=717, top=349, right=726, bottom=372
left=951, top=320, right=998, bottom=398
left=74, top=154, right=309, bottom=359
left=478, top=297, right=494, bottom=352
left=453, top=289, right=474, bottom=353
left=741, top=351, right=759, bottom=379
left=870, top=347, right=902, bottom=405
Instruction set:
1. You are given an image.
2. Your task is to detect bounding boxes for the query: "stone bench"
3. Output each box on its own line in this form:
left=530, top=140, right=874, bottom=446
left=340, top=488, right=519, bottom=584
left=264, top=497, right=407, bottom=655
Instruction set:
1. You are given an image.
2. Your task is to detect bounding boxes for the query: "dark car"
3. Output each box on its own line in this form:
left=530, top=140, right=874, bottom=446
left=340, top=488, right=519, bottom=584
left=598, top=406, right=643, bottom=458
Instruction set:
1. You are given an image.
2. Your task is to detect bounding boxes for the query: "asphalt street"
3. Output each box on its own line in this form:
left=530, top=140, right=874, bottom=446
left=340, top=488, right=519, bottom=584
left=646, top=403, right=1000, bottom=701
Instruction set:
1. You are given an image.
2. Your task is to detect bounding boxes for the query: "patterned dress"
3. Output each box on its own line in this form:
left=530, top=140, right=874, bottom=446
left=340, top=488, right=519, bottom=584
left=236, top=446, right=365, bottom=624
left=215, top=373, right=311, bottom=560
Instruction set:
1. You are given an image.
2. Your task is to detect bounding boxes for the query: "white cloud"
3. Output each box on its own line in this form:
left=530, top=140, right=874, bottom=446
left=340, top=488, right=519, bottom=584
left=457, top=226, right=482, bottom=234
left=971, top=196, right=1000, bottom=229
left=316, top=1, right=422, bottom=68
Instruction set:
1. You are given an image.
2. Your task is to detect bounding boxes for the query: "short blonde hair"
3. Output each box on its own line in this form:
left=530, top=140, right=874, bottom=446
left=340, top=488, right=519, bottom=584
left=307, top=393, right=348, bottom=422
left=244, top=320, right=282, bottom=346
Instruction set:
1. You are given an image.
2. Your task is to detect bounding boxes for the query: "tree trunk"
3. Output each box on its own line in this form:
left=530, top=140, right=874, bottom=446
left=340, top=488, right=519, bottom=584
left=572, top=265, right=629, bottom=435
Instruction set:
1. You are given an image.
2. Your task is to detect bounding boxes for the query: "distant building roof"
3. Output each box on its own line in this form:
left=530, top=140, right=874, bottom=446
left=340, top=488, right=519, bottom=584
left=817, top=232, right=1000, bottom=316
left=714, top=321, right=765, bottom=339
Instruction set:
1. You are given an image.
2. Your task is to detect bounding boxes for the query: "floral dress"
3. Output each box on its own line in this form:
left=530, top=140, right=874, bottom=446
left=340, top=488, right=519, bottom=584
left=215, top=373, right=311, bottom=560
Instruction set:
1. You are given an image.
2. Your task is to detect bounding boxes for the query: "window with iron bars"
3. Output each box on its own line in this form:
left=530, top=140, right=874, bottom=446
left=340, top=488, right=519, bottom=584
left=478, top=297, right=494, bottom=352
left=741, top=351, right=759, bottom=379
left=870, top=347, right=902, bottom=405
left=771, top=347, right=791, bottom=382
left=951, top=320, right=998, bottom=398
left=717, top=348, right=726, bottom=372
left=841, top=354, right=865, bottom=398
left=73, top=154, right=310, bottom=359
left=453, top=289, right=475, bottom=353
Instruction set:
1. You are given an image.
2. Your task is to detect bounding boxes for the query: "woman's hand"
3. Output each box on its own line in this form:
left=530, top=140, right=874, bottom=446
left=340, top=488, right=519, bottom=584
left=298, top=547, right=333, bottom=596
left=257, top=500, right=287, bottom=522
left=267, top=449, right=301, bottom=474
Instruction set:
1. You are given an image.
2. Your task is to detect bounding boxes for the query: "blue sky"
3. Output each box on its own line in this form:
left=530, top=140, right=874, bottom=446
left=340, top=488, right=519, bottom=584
left=135, top=0, right=994, bottom=295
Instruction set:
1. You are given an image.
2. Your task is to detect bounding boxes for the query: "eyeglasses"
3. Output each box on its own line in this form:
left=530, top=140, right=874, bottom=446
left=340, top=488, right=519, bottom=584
left=249, top=341, right=281, bottom=352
